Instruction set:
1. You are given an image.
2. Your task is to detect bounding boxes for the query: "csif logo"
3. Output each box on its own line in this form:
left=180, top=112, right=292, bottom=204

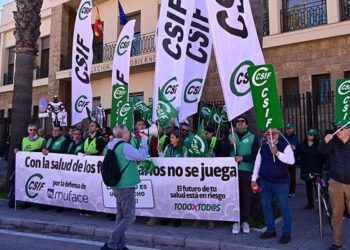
left=113, top=86, right=127, bottom=100
left=119, top=103, right=131, bottom=117
left=201, top=107, right=211, bottom=117
left=190, top=135, right=205, bottom=155
left=117, top=35, right=131, bottom=56
left=161, top=77, right=178, bottom=102
left=213, top=113, right=221, bottom=124
left=78, top=1, right=92, bottom=21
left=75, top=95, right=89, bottom=113
left=25, top=173, right=45, bottom=199
left=338, top=80, right=350, bottom=95
left=230, top=60, right=254, bottom=96
left=251, top=66, right=272, bottom=87
left=184, top=78, right=203, bottom=104
left=157, top=101, right=171, bottom=120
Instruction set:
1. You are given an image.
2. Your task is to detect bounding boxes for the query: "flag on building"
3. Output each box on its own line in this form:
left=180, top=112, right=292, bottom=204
left=118, top=0, right=128, bottom=25
left=94, top=4, right=103, bottom=40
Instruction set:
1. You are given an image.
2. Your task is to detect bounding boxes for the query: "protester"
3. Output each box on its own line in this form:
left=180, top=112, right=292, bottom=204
left=284, top=123, right=299, bottom=197
left=101, top=124, right=148, bottom=250
left=180, top=121, right=194, bottom=149
left=10, top=123, right=46, bottom=209
left=219, top=128, right=231, bottom=157
left=68, top=126, right=76, bottom=140
left=67, top=129, right=84, bottom=155
left=83, top=121, right=105, bottom=155
left=298, top=128, right=325, bottom=210
left=37, top=128, right=46, bottom=139
left=204, top=126, right=221, bottom=157
left=229, top=116, right=259, bottom=234
left=42, top=126, right=70, bottom=155
left=318, top=120, right=350, bottom=250
left=251, top=128, right=295, bottom=244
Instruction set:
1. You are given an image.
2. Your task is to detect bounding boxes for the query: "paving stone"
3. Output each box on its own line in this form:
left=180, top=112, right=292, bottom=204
left=95, top=227, right=113, bottom=238
left=125, top=231, right=154, bottom=243
left=0, top=217, right=22, bottom=227
left=44, top=222, right=69, bottom=233
left=153, top=234, right=185, bottom=247
left=69, top=224, right=96, bottom=236
left=185, top=238, right=219, bottom=250
left=22, top=219, right=45, bottom=230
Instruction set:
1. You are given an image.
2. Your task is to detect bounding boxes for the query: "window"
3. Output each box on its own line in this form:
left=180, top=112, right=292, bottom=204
left=282, top=77, right=300, bottom=107
left=32, top=105, right=39, bottom=118
left=129, top=92, right=144, bottom=103
left=92, top=23, right=104, bottom=64
left=7, top=109, right=12, bottom=120
left=312, top=74, right=331, bottom=104
left=92, top=97, right=101, bottom=116
left=39, top=37, right=50, bottom=78
left=128, top=13, right=141, bottom=56
left=0, top=110, right=4, bottom=119
left=5, top=47, right=15, bottom=85
left=345, top=71, right=350, bottom=78
left=263, top=0, right=269, bottom=36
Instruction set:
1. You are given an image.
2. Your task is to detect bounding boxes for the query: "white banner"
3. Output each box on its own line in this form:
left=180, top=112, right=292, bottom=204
left=16, top=153, right=239, bottom=222
left=152, top=0, right=195, bottom=121
left=178, top=1, right=212, bottom=121
left=71, top=0, right=94, bottom=125
left=205, top=0, right=265, bottom=121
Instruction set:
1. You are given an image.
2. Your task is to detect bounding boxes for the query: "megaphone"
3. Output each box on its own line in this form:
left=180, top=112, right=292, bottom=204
left=140, top=124, right=158, bottom=137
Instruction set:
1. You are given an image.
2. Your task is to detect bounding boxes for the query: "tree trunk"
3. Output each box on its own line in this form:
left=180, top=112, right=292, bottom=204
left=4, top=0, right=43, bottom=192
left=245, top=0, right=264, bottom=136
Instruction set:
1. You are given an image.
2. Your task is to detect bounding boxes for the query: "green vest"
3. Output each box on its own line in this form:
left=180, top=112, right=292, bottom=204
left=114, top=143, right=140, bottom=189
left=159, top=134, right=168, bottom=151
left=130, top=136, right=141, bottom=149
left=22, top=137, right=45, bottom=152
left=84, top=136, right=102, bottom=155
left=206, top=136, right=217, bottom=157
left=229, top=131, right=255, bottom=172
left=46, top=136, right=66, bottom=152
left=68, top=141, right=84, bottom=155
left=163, top=145, right=186, bottom=157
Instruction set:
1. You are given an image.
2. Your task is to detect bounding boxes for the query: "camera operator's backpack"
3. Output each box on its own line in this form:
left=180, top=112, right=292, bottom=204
left=102, top=141, right=129, bottom=187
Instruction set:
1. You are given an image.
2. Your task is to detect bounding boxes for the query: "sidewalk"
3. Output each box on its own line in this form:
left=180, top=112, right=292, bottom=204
left=0, top=184, right=348, bottom=250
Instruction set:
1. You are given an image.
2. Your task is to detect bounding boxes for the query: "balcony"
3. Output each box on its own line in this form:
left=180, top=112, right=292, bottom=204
left=340, top=0, right=350, bottom=21
left=280, top=0, right=327, bottom=32
left=60, top=32, right=155, bottom=71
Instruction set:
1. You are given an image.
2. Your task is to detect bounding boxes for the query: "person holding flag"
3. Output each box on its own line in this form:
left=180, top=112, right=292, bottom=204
left=318, top=120, right=350, bottom=250
left=204, top=126, right=221, bottom=157
left=229, top=116, right=259, bottom=235
left=251, top=128, right=295, bottom=244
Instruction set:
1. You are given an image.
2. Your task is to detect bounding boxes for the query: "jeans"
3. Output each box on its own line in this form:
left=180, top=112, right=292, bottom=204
left=108, top=187, right=136, bottom=249
left=261, top=180, right=292, bottom=235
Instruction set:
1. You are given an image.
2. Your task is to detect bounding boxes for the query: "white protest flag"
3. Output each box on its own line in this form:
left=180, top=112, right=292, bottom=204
left=152, top=0, right=195, bottom=121
left=71, top=0, right=94, bottom=125
left=178, top=1, right=212, bottom=121
left=205, top=0, right=265, bottom=121
left=110, top=20, right=136, bottom=128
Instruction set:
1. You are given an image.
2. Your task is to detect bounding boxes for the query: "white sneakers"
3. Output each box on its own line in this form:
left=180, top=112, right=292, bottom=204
left=232, top=222, right=250, bottom=234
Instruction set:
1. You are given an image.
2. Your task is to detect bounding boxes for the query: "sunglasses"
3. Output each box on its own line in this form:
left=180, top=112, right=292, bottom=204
left=182, top=129, right=189, bottom=132
left=236, top=119, right=246, bottom=123
left=29, top=129, right=37, bottom=131
left=266, top=132, right=278, bottom=136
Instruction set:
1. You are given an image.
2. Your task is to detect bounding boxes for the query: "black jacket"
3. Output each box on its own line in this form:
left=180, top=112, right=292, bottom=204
left=299, top=141, right=325, bottom=178
left=318, top=136, right=350, bottom=184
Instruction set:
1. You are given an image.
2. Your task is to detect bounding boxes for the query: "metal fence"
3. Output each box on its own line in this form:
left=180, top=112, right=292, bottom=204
left=60, top=32, right=155, bottom=70
left=340, top=0, right=350, bottom=21
left=263, top=13, right=270, bottom=36
left=280, top=0, right=327, bottom=32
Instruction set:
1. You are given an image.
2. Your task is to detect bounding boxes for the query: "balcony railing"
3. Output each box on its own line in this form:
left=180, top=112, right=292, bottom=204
left=263, top=13, right=270, bottom=36
left=280, top=0, right=327, bottom=32
left=60, top=32, right=155, bottom=70
left=340, top=0, right=350, bottom=21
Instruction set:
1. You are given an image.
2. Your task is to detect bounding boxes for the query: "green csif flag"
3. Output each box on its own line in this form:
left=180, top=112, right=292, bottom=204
left=335, top=78, right=350, bottom=122
left=209, top=105, right=221, bottom=124
left=133, top=96, right=152, bottom=122
left=157, top=88, right=178, bottom=130
left=188, top=120, right=208, bottom=157
left=248, top=64, right=283, bottom=129
left=110, top=85, right=129, bottom=128
left=199, top=102, right=211, bottom=120
left=117, top=101, right=134, bottom=131
left=220, top=105, right=228, bottom=123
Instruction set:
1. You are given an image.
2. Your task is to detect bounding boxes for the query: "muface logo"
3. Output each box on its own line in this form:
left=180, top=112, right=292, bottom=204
left=79, top=1, right=92, bottom=21
left=117, top=35, right=131, bottom=56
left=230, top=60, right=254, bottom=96
left=161, top=77, right=178, bottom=102
left=25, top=173, right=45, bottom=199
left=113, top=86, right=127, bottom=100
left=251, top=66, right=272, bottom=87
left=119, top=103, right=131, bottom=117
left=184, top=78, right=203, bottom=104
left=75, top=95, right=89, bottom=113
left=338, top=80, right=350, bottom=95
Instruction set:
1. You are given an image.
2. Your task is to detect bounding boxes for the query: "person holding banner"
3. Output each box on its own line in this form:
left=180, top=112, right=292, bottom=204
left=318, top=120, right=350, bottom=250
left=83, top=121, right=106, bottom=156
left=251, top=128, right=295, bottom=244
left=101, top=124, right=148, bottom=250
left=67, top=129, right=84, bottom=155
left=42, top=126, right=70, bottom=155
left=229, top=116, right=259, bottom=234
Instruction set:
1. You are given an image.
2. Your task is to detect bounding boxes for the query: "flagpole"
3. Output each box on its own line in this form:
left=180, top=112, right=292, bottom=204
left=331, top=121, right=350, bottom=138
left=230, top=122, right=236, bottom=156
left=278, top=131, right=291, bottom=146
left=269, top=128, right=276, bottom=163
left=157, top=121, right=161, bottom=155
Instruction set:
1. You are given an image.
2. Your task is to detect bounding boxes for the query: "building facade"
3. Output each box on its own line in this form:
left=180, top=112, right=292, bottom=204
left=0, top=0, right=350, bottom=142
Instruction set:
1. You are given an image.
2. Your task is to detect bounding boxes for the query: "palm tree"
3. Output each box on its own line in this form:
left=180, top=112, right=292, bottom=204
left=4, top=0, right=43, bottom=193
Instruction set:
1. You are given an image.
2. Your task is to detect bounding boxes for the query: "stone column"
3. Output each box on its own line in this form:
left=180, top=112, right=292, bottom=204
left=269, top=0, right=282, bottom=35
left=326, top=0, right=340, bottom=24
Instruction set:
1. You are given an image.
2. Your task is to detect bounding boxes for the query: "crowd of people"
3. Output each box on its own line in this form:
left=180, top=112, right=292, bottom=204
left=7, top=117, right=350, bottom=250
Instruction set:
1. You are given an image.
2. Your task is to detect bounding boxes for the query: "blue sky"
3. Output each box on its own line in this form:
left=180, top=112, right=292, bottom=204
left=0, top=0, right=13, bottom=10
